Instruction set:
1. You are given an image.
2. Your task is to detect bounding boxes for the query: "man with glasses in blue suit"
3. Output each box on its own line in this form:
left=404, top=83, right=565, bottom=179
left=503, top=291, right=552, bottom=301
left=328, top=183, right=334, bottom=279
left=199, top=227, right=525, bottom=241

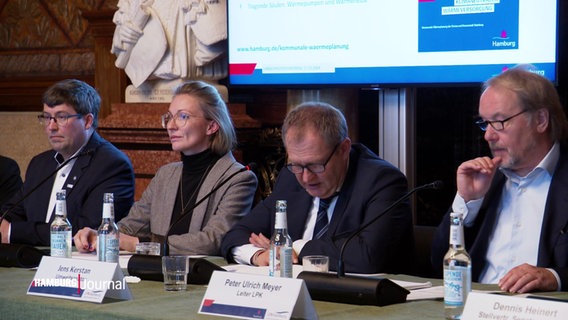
left=1, top=79, right=134, bottom=246
left=221, top=101, right=413, bottom=274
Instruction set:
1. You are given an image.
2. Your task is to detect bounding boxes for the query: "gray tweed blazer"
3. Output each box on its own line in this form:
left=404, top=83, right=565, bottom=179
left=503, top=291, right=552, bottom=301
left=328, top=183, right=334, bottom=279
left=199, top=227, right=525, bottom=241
left=118, top=152, right=257, bottom=255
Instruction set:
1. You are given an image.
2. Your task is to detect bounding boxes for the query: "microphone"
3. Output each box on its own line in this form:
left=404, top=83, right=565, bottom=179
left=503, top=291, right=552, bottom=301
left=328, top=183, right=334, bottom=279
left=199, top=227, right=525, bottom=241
left=0, top=148, right=94, bottom=268
left=163, top=162, right=257, bottom=256
left=337, top=179, right=443, bottom=277
left=297, top=180, right=444, bottom=306
left=0, top=148, right=95, bottom=225
left=127, top=163, right=257, bottom=285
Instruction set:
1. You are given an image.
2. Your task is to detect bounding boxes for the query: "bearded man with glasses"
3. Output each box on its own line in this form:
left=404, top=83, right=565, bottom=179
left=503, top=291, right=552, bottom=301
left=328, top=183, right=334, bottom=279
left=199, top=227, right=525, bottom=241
left=221, top=102, right=413, bottom=274
left=432, top=65, right=568, bottom=293
left=1, top=79, right=135, bottom=246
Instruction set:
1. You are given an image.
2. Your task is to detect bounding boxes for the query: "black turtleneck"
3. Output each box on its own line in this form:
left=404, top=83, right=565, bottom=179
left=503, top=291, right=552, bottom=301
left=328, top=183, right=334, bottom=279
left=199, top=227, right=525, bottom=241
left=169, top=149, right=220, bottom=235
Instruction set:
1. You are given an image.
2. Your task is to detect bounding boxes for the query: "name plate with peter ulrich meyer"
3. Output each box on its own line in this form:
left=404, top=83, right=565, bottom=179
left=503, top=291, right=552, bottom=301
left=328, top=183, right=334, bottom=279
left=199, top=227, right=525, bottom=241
left=199, top=270, right=317, bottom=320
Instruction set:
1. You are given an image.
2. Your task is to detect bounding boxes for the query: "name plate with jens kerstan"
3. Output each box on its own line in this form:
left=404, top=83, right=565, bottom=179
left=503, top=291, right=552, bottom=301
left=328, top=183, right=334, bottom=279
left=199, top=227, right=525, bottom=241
left=199, top=270, right=317, bottom=320
left=462, top=291, right=568, bottom=320
left=27, top=256, right=132, bottom=303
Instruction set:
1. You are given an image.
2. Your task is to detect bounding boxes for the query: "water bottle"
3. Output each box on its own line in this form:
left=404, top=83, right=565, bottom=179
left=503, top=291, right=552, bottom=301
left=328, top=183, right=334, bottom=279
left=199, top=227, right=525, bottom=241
left=97, top=193, right=119, bottom=263
left=50, top=189, right=72, bottom=258
left=269, top=200, right=293, bottom=278
left=444, top=212, right=472, bottom=319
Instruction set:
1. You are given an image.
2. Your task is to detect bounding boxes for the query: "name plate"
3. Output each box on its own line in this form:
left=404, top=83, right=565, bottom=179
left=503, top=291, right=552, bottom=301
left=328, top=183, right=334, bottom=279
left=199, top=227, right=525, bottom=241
left=462, top=291, right=568, bottom=320
left=199, top=270, right=317, bottom=320
left=27, top=256, right=132, bottom=303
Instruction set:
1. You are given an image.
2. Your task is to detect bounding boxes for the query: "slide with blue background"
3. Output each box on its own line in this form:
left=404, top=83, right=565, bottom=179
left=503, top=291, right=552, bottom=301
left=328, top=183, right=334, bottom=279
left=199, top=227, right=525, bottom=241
left=419, top=0, right=519, bottom=52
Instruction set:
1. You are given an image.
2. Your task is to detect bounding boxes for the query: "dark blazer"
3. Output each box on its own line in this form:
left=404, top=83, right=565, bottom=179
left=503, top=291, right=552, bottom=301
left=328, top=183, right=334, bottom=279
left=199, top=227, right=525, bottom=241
left=221, top=143, right=414, bottom=274
left=0, top=155, right=23, bottom=208
left=432, top=144, right=568, bottom=290
left=3, top=132, right=135, bottom=246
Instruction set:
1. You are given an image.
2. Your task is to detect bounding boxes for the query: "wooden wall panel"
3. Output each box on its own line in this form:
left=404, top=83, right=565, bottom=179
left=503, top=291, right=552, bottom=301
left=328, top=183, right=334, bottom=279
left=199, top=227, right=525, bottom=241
left=0, top=0, right=117, bottom=111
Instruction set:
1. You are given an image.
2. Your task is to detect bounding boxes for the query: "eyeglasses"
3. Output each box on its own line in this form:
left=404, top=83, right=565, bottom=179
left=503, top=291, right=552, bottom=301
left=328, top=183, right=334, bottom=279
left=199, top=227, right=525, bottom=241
left=475, top=110, right=528, bottom=131
left=286, top=142, right=340, bottom=174
left=161, top=111, right=194, bottom=128
left=38, top=113, right=82, bottom=127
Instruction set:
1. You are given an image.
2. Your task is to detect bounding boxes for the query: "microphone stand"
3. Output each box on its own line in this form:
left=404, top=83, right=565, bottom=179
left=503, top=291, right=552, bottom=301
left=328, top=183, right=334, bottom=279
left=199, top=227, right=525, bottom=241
left=0, top=149, right=94, bottom=229
left=337, top=180, right=443, bottom=277
left=298, top=180, right=443, bottom=306
left=162, top=163, right=256, bottom=256
left=0, top=149, right=94, bottom=268
left=127, top=163, right=257, bottom=285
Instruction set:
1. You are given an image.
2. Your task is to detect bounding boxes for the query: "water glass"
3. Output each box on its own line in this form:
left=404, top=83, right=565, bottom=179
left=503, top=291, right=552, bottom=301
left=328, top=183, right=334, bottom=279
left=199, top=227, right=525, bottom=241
left=161, top=255, right=189, bottom=291
left=135, top=242, right=161, bottom=256
left=302, top=255, right=329, bottom=272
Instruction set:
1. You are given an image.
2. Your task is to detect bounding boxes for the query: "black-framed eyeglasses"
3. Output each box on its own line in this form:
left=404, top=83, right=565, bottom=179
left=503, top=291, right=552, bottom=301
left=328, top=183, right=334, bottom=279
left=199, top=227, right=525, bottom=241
left=161, top=111, right=196, bottom=128
left=286, top=142, right=340, bottom=174
left=38, top=113, right=82, bottom=127
left=475, top=109, right=528, bottom=131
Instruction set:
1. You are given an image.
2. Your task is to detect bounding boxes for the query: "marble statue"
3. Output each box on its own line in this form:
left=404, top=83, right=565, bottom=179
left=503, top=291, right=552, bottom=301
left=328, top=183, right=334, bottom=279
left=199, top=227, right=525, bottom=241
left=111, top=0, right=227, bottom=89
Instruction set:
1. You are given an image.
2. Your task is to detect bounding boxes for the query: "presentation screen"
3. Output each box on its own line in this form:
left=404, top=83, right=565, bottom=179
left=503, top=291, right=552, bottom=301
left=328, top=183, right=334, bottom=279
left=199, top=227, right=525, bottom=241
left=228, top=0, right=558, bottom=86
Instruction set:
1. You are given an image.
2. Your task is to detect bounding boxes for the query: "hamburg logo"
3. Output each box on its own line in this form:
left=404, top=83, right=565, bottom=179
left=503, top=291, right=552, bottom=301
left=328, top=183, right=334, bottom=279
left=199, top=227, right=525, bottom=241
left=491, top=30, right=516, bottom=48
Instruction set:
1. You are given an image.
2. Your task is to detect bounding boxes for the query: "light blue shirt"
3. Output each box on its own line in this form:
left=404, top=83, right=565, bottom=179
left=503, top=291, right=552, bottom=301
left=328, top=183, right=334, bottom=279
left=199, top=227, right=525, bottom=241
left=452, top=142, right=560, bottom=287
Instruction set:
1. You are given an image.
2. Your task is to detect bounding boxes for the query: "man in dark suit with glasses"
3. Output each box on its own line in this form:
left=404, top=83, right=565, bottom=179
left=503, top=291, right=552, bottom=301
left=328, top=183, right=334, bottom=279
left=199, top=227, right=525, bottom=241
left=221, top=101, right=413, bottom=274
left=1, top=79, right=135, bottom=246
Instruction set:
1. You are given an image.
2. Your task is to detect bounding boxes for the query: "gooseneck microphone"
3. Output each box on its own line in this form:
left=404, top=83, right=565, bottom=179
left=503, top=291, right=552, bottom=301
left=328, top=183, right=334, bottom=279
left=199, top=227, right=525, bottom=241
left=162, top=162, right=257, bottom=256
left=297, top=180, right=444, bottom=306
left=0, top=149, right=94, bottom=225
left=337, top=180, right=443, bottom=277
left=0, top=149, right=94, bottom=268
left=127, top=163, right=257, bottom=285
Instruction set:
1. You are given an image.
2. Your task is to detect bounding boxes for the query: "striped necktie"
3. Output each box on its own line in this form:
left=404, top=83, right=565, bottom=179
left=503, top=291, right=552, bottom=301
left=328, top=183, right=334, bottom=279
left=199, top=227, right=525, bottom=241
left=313, top=196, right=335, bottom=239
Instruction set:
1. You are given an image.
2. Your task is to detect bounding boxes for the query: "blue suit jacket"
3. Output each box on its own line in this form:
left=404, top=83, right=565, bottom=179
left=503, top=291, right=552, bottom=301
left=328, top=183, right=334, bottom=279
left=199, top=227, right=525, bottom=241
left=0, top=155, right=23, bottom=208
left=221, top=144, right=414, bottom=274
left=3, top=132, right=135, bottom=246
left=432, top=144, right=568, bottom=290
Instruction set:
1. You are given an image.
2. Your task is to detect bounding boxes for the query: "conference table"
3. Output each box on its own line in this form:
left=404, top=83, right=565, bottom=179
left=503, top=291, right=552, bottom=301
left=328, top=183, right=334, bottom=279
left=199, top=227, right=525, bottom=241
left=1, top=256, right=567, bottom=320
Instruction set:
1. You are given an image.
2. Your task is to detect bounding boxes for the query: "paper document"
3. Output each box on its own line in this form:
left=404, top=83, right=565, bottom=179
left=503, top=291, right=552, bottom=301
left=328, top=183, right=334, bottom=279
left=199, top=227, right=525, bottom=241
left=72, top=251, right=132, bottom=270
left=224, top=264, right=304, bottom=278
left=407, top=286, right=444, bottom=301
left=391, top=279, right=432, bottom=290
left=224, top=264, right=434, bottom=292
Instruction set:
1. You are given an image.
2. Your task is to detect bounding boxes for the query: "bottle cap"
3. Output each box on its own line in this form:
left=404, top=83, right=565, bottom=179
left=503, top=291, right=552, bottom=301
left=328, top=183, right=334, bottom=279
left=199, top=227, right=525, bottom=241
left=56, top=189, right=66, bottom=201
left=276, top=200, right=287, bottom=210
left=450, top=212, right=464, bottom=220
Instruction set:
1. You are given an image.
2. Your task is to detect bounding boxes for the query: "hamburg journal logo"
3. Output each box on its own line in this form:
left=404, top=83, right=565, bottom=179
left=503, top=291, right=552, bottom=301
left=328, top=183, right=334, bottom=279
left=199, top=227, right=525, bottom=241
left=29, top=274, right=126, bottom=297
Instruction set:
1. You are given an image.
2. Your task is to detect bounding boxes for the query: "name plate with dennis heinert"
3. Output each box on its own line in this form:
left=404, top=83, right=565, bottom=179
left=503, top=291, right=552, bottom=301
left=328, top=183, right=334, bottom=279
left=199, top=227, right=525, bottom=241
left=462, top=291, right=568, bottom=320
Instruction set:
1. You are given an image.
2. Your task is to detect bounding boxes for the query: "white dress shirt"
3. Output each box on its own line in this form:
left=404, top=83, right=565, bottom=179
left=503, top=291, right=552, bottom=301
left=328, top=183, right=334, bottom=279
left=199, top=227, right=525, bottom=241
left=452, top=142, right=560, bottom=286
left=231, top=196, right=338, bottom=265
left=45, top=153, right=77, bottom=222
